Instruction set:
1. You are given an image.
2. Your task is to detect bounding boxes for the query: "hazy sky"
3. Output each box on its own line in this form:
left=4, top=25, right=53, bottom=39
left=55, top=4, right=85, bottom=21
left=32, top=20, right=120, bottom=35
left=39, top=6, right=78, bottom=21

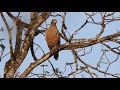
left=0, top=12, right=120, bottom=78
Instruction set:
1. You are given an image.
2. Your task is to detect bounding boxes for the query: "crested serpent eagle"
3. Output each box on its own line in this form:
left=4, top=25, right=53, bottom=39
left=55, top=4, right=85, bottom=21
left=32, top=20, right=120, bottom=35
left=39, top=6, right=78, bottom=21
left=45, top=19, right=60, bottom=60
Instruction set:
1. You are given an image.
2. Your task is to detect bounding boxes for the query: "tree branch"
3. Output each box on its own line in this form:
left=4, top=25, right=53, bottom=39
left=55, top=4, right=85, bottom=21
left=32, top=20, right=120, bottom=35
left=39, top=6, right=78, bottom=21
left=20, top=31, right=120, bottom=78
left=4, top=12, right=52, bottom=78
left=0, top=12, right=13, bottom=57
left=6, top=12, right=30, bottom=28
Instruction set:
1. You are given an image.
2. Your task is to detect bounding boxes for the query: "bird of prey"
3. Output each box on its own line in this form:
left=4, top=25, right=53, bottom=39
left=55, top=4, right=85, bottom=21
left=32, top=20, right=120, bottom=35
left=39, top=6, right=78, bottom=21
left=45, top=19, right=60, bottom=60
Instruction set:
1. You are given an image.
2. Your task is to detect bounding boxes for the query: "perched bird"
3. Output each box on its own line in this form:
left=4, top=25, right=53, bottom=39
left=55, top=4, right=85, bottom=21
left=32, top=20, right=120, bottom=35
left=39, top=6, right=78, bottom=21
left=45, top=19, right=60, bottom=60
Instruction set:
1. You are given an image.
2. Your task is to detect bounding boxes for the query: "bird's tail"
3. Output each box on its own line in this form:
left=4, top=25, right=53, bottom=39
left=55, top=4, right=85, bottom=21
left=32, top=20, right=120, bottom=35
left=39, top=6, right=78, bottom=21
left=54, top=53, right=59, bottom=60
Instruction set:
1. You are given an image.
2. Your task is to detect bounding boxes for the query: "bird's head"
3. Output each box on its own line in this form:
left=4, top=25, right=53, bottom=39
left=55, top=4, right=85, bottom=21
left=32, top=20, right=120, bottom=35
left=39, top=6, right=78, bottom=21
left=51, top=19, right=57, bottom=25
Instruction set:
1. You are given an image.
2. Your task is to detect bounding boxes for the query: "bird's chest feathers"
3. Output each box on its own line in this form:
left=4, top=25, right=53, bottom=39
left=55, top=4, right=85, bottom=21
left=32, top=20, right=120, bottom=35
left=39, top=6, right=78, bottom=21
left=45, top=26, right=59, bottom=47
left=46, top=26, right=58, bottom=38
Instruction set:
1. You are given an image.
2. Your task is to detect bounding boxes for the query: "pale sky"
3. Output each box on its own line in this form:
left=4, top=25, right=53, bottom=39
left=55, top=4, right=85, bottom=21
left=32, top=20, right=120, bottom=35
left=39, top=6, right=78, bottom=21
left=0, top=12, right=120, bottom=78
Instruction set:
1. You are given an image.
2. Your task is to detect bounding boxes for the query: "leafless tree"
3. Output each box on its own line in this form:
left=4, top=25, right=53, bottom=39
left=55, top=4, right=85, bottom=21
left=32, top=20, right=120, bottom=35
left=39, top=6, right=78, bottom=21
left=0, top=12, right=120, bottom=78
